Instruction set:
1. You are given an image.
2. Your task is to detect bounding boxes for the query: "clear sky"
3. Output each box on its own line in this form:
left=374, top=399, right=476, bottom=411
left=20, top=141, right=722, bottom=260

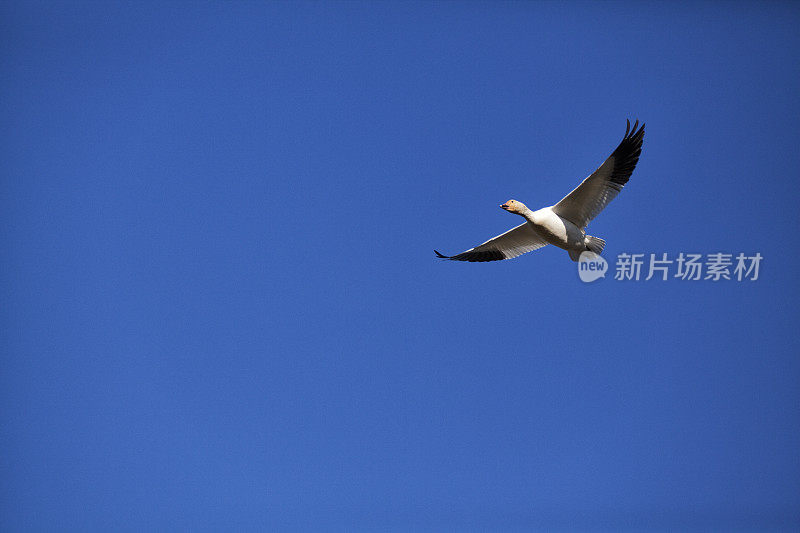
left=2, top=1, right=799, bottom=530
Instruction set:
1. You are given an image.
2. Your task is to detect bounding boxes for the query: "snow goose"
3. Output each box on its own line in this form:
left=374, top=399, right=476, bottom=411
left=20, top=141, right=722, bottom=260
left=435, top=120, right=644, bottom=262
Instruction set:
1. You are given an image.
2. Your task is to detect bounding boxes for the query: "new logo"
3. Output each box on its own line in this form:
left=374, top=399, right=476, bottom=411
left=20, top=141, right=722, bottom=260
left=577, top=251, right=608, bottom=283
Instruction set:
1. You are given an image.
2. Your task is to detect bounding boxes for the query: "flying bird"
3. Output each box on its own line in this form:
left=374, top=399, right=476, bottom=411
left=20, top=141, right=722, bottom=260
left=435, top=120, right=645, bottom=262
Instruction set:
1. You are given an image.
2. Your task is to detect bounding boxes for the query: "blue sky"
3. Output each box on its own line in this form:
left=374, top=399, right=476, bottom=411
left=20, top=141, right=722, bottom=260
left=2, top=1, right=799, bottom=530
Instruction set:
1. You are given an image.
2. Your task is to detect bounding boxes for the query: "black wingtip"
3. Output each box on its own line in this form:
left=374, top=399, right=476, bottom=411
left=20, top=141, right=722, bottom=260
left=624, top=118, right=644, bottom=140
left=434, top=250, right=450, bottom=259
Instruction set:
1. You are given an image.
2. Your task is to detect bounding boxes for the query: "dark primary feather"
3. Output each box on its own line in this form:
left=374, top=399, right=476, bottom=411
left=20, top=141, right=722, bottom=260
left=434, top=249, right=506, bottom=262
left=607, top=119, right=645, bottom=188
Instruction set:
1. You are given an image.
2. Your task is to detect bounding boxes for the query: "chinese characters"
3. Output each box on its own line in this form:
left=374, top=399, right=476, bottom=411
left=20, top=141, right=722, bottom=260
left=613, top=253, right=762, bottom=281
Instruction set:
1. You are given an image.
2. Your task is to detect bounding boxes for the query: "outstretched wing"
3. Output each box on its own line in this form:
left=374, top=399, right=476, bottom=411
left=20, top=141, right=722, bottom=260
left=435, top=222, right=548, bottom=262
left=552, top=120, right=645, bottom=229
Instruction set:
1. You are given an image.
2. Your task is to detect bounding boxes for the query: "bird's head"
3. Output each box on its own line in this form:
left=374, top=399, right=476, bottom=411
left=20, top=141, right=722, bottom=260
left=500, top=199, right=528, bottom=214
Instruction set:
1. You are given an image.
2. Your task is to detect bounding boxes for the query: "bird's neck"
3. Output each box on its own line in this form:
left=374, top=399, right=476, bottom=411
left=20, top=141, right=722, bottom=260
left=519, top=207, right=535, bottom=222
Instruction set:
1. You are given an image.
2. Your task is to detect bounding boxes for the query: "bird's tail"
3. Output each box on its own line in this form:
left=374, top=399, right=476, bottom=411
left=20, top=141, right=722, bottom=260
left=585, top=235, right=606, bottom=255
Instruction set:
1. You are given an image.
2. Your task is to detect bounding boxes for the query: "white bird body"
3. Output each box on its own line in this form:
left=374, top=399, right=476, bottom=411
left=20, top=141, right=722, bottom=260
left=526, top=207, right=585, bottom=253
left=435, top=120, right=643, bottom=263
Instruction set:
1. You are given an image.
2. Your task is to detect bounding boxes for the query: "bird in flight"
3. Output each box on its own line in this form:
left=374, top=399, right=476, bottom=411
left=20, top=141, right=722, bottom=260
left=435, top=120, right=645, bottom=262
